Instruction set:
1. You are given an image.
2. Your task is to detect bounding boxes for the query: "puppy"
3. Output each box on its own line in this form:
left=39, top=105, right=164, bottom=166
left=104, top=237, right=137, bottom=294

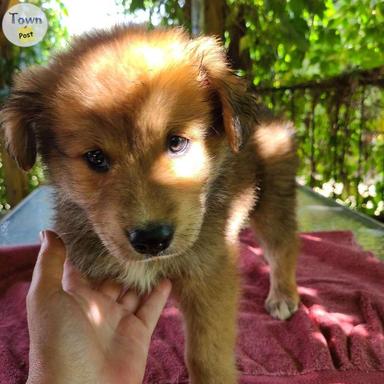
left=1, top=26, right=299, bottom=383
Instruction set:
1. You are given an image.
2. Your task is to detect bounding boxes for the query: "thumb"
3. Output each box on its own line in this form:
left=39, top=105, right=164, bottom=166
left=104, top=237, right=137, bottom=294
left=135, top=279, right=172, bottom=333
left=30, top=230, right=67, bottom=293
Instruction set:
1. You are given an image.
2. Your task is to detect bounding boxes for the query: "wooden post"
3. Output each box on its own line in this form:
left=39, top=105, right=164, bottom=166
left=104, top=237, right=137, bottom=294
left=227, top=5, right=251, bottom=71
left=203, top=0, right=225, bottom=39
left=191, top=0, right=204, bottom=36
left=183, top=0, right=192, bottom=33
left=191, top=0, right=225, bottom=38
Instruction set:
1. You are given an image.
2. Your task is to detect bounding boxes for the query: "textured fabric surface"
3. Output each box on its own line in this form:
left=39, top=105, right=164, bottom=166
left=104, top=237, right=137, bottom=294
left=1, top=230, right=384, bottom=383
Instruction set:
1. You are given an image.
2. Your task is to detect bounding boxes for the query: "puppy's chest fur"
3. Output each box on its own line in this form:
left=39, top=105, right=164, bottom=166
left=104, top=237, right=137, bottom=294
left=54, top=146, right=261, bottom=292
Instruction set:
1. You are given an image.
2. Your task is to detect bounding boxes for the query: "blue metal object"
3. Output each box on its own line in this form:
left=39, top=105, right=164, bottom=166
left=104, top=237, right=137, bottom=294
left=0, top=186, right=54, bottom=245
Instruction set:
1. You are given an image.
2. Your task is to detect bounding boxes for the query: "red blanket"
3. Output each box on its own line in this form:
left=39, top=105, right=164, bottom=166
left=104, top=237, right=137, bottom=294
left=1, top=230, right=384, bottom=384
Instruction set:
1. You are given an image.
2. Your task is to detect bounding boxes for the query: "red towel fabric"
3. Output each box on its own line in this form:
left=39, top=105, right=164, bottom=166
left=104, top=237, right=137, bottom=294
left=1, top=230, right=384, bottom=384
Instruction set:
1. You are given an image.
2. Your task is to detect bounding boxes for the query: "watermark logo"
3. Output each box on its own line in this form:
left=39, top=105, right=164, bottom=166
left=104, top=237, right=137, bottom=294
left=2, top=3, right=48, bottom=47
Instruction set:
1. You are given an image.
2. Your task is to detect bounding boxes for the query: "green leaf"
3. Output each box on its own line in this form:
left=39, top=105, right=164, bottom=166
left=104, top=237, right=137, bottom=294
left=130, top=0, right=145, bottom=12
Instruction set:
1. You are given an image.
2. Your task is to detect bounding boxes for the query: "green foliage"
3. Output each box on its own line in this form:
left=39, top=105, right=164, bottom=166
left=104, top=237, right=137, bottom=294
left=264, top=87, right=384, bottom=218
left=225, top=0, right=384, bottom=87
left=116, top=0, right=188, bottom=29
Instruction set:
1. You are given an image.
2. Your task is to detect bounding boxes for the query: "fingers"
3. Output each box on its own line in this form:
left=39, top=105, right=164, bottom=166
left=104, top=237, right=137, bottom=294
left=135, top=279, right=172, bottom=333
left=64, top=261, right=124, bottom=306
left=119, top=290, right=141, bottom=313
left=30, top=230, right=67, bottom=294
left=62, top=258, right=91, bottom=293
left=98, top=280, right=122, bottom=301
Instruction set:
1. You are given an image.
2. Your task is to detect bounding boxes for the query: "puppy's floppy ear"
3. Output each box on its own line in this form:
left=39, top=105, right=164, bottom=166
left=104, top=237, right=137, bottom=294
left=188, top=36, right=248, bottom=152
left=1, top=67, right=47, bottom=171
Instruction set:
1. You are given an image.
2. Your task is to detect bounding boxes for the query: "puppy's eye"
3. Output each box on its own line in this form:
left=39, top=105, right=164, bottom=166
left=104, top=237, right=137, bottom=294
left=84, top=149, right=110, bottom=172
left=167, top=136, right=189, bottom=155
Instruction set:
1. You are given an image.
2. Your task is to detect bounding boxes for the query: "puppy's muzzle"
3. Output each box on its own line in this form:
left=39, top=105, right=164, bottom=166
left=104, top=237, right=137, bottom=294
left=126, top=223, right=174, bottom=256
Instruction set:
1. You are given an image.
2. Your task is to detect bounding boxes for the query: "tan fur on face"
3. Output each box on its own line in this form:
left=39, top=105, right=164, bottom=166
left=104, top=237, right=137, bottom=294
left=1, top=26, right=300, bottom=383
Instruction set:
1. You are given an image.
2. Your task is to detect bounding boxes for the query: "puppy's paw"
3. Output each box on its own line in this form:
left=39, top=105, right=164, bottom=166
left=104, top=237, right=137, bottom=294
left=265, top=291, right=299, bottom=320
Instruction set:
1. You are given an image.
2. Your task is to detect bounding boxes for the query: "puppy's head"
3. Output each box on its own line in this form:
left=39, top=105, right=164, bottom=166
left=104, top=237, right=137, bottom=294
left=1, top=26, right=247, bottom=262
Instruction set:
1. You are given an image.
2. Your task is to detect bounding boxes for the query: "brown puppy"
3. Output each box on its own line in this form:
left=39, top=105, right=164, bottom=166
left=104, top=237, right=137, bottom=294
left=1, top=26, right=299, bottom=383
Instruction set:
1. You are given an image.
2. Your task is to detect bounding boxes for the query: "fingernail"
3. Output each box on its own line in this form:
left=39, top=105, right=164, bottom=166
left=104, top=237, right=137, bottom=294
left=39, top=230, right=45, bottom=243
left=160, top=279, right=172, bottom=292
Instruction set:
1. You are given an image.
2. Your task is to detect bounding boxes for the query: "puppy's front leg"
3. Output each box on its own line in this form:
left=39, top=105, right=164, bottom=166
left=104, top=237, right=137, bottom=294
left=175, top=258, right=239, bottom=384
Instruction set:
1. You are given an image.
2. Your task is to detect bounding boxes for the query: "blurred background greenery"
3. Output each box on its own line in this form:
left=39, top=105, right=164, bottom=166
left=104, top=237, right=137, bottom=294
left=0, top=0, right=383, bottom=221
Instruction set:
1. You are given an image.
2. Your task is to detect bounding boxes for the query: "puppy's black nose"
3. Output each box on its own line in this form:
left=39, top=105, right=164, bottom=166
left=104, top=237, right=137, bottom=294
left=127, top=224, right=174, bottom=256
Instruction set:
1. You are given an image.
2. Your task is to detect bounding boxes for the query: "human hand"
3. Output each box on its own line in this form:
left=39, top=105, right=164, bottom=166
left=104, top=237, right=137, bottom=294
left=26, top=230, right=171, bottom=384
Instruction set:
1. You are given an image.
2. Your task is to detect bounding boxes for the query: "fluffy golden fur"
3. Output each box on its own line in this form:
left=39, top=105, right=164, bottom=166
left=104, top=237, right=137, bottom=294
left=1, top=26, right=299, bottom=383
